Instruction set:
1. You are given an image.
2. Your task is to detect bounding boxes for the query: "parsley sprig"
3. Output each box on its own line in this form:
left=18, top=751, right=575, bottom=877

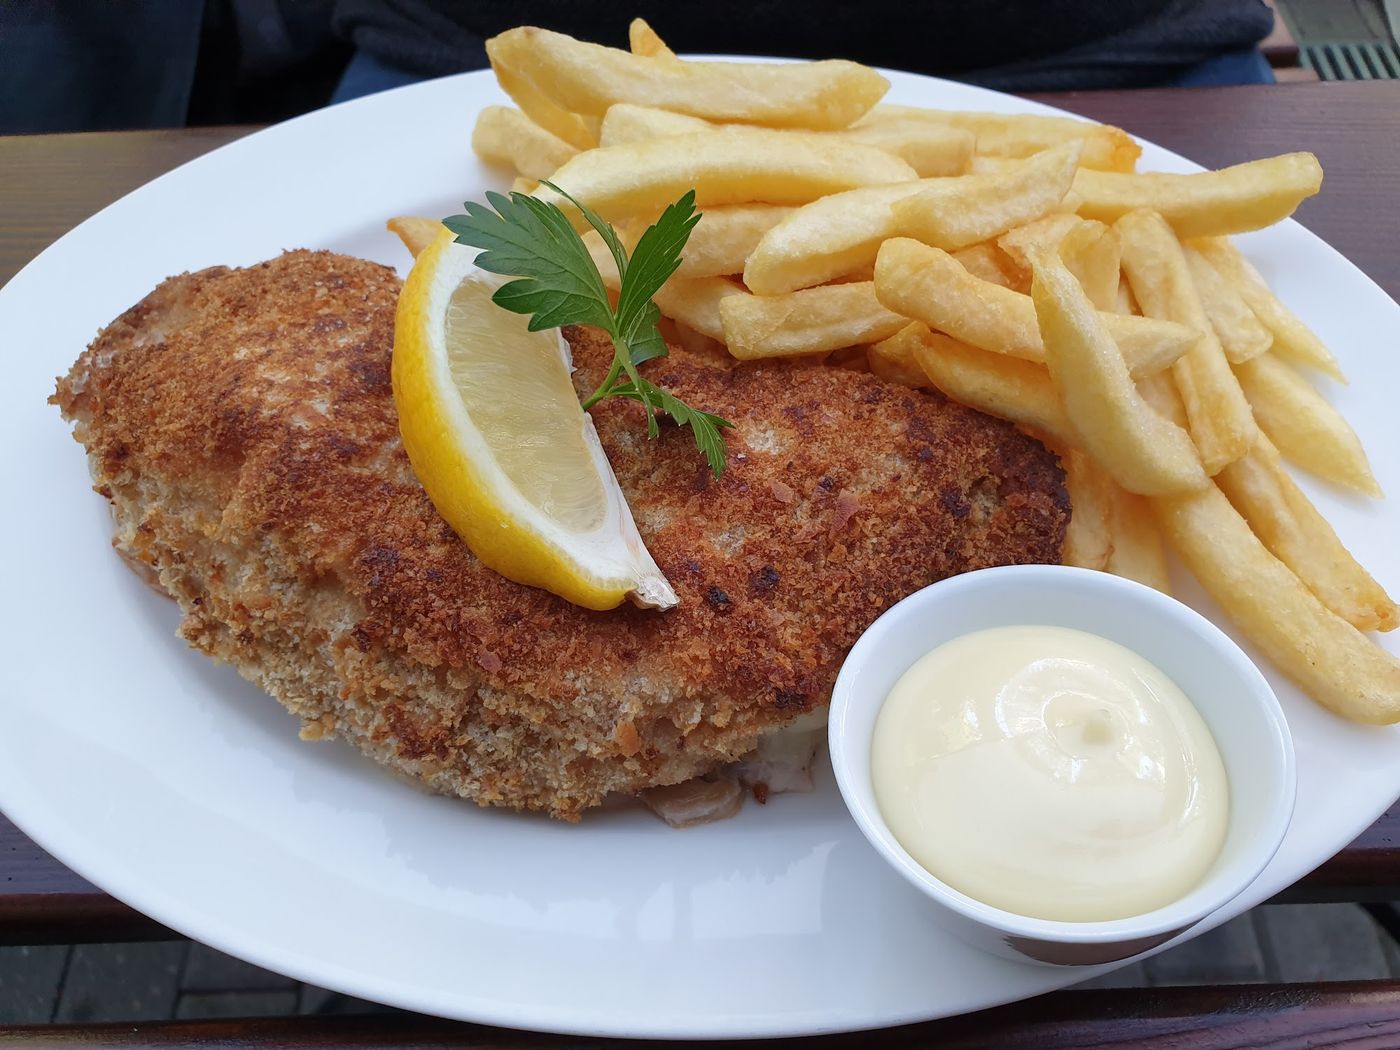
left=443, top=182, right=733, bottom=477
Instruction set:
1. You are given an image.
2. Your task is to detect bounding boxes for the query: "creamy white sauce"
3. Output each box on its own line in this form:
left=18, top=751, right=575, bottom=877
left=871, top=625, right=1228, bottom=922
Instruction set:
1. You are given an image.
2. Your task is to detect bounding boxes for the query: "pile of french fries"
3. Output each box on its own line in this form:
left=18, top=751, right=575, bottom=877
left=412, top=20, right=1400, bottom=723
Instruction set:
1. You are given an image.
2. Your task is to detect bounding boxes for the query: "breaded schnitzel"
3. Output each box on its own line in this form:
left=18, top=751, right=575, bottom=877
left=53, top=250, right=1069, bottom=820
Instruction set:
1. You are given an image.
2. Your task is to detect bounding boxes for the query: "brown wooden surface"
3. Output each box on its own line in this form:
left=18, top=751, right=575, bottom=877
left=2, top=76, right=1399, bottom=973
left=1293, top=809, right=1400, bottom=901
left=1259, top=0, right=1301, bottom=68
left=5, top=983, right=1400, bottom=1048
left=0, top=127, right=252, bottom=288
left=1025, top=82, right=1400, bottom=304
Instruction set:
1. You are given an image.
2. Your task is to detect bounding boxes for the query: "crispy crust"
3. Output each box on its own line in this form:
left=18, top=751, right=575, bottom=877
left=52, top=250, right=1069, bottom=819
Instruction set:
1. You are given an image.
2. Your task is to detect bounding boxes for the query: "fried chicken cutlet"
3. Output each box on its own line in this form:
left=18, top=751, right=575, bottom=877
left=53, top=250, right=1069, bottom=820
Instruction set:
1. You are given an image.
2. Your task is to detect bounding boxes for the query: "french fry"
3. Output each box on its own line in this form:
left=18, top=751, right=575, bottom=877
left=487, top=60, right=597, bottom=150
left=951, top=242, right=1022, bottom=290
left=746, top=180, right=955, bottom=295
left=667, top=203, right=795, bottom=280
left=598, top=102, right=972, bottom=177
left=1055, top=189, right=1085, bottom=216
left=1116, top=279, right=1138, bottom=316
left=825, top=264, right=876, bottom=284
left=1137, top=368, right=1188, bottom=426
left=888, top=143, right=1080, bottom=251
left=838, top=121, right=974, bottom=177
left=744, top=181, right=927, bottom=296
left=1061, top=449, right=1115, bottom=571
left=997, top=213, right=1081, bottom=269
left=387, top=216, right=442, bottom=259
left=967, top=154, right=1020, bottom=174
left=719, top=282, right=908, bottom=360
left=653, top=276, right=747, bottom=342
left=1104, top=486, right=1170, bottom=593
left=1171, top=334, right=1256, bottom=476
left=578, top=113, right=604, bottom=143
left=1131, top=372, right=1201, bottom=587
left=628, top=17, right=676, bottom=60
left=598, top=103, right=710, bottom=147
left=867, top=325, right=931, bottom=388
left=873, top=238, right=1196, bottom=378
left=471, top=106, right=579, bottom=181
left=1217, top=437, right=1397, bottom=632
left=891, top=324, right=1075, bottom=446
left=1060, top=446, right=1170, bottom=592
left=1059, top=221, right=1120, bottom=312
left=1030, top=248, right=1208, bottom=496
left=1190, top=236, right=1344, bottom=380
left=995, top=214, right=1093, bottom=296
left=861, top=105, right=1140, bottom=172
left=670, top=320, right=727, bottom=360
left=1181, top=244, right=1272, bottom=363
left=746, top=161, right=1041, bottom=304
left=1234, top=352, right=1381, bottom=496
left=1152, top=483, right=1400, bottom=725
left=1116, top=209, right=1256, bottom=474
left=1075, top=153, right=1323, bottom=238
left=487, top=27, right=889, bottom=130
left=536, top=127, right=916, bottom=223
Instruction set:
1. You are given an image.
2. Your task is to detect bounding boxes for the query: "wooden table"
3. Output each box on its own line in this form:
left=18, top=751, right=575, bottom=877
left=3, top=80, right=1399, bottom=1046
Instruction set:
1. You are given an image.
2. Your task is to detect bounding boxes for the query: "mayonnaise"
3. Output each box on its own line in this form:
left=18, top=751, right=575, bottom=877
left=871, top=625, right=1228, bottom=922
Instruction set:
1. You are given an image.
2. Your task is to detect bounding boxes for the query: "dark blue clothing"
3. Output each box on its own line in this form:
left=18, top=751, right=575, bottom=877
left=1172, top=47, right=1276, bottom=87
left=328, top=40, right=1275, bottom=108
left=0, top=0, right=346, bottom=133
left=333, top=48, right=429, bottom=103
left=0, top=4, right=204, bottom=133
left=328, top=0, right=1273, bottom=88
left=0, top=1, right=1277, bottom=134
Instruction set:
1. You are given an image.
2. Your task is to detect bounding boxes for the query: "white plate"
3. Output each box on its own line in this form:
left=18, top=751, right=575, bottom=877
left=1, top=66, right=1398, bottom=1040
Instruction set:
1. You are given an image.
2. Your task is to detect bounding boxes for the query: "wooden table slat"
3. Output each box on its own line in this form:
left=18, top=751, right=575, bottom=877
left=1024, top=82, right=1400, bottom=303
left=5, top=982, right=1400, bottom=1048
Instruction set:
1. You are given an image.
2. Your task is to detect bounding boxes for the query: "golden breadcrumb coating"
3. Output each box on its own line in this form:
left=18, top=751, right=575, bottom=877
left=53, top=250, right=1068, bottom=819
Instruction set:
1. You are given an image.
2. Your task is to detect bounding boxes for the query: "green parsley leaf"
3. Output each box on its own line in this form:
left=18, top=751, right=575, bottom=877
left=540, top=180, right=629, bottom=286
left=626, top=302, right=670, bottom=366
left=442, top=187, right=732, bottom=477
left=444, top=192, right=613, bottom=332
left=616, top=190, right=700, bottom=343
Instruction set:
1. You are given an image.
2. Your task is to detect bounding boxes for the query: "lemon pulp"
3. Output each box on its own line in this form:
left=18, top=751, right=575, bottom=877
left=444, top=280, right=605, bottom=532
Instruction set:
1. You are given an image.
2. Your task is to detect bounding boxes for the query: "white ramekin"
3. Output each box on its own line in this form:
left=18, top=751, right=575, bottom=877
left=829, top=564, right=1296, bottom=966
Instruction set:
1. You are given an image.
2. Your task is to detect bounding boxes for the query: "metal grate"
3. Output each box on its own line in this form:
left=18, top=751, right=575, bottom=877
left=1301, top=41, right=1400, bottom=79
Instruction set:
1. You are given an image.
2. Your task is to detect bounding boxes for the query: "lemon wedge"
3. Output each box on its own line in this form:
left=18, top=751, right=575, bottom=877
left=392, top=229, right=677, bottom=610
